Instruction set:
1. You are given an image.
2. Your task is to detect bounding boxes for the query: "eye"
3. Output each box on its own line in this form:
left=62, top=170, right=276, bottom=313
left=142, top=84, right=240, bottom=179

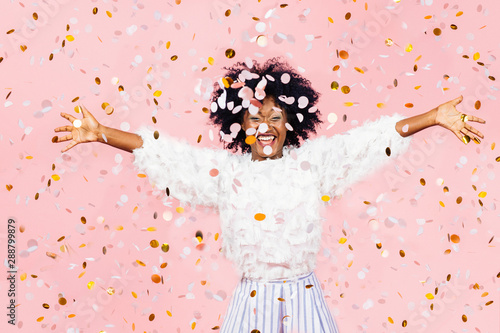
left=250, top=117, right=259, bottom=121
left=272, top=117, right=281, bottom=120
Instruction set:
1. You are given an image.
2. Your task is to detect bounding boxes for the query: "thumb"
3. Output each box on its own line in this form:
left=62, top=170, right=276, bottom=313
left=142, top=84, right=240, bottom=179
left=451, top=95, right=463, bottom=106
left=79, top=103, right=94, bottom=119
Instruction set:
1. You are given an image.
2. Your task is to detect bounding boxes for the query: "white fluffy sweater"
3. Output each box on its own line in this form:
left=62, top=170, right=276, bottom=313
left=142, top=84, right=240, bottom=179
left=133, top=114, right=412, bottom=281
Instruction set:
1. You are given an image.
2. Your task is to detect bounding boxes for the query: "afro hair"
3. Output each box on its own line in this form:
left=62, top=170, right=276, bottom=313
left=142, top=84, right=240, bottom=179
left=208, top=58, right=323, bottom=154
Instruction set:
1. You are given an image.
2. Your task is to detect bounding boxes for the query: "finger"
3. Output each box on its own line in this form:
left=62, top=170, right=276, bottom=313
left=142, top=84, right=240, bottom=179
left=57, top=134, right=73, bottom=142
left=60, top=112, right=77, bottom=123
left=79, top=103, right=91, bottom=118
left=467, top=115, right=486, bottom=124
left=451, top=95, right=463, bottom=106
left=61, top=140, right=78, bottom=153
left=453, top=130, right=466, bottom=144
left=463, top=124, right=484, bottom=139
left=54, top=125, right=72, bottom=132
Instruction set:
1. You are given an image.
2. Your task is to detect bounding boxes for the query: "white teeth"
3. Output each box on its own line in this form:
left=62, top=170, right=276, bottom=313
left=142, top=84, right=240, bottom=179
left=258, top=136, right=274, bottom=141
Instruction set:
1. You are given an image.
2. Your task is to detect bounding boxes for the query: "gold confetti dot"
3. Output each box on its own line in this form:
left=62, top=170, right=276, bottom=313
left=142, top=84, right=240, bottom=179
left=385, top=147, right=391, bottom=156
left=405, top=44, right=413, bottom=52
left=49, top=53, right=54, bottom=61
left=456, top=11, right=463, bottom=17
left=149, top=314, right=155, bottom=321
left=331, top=81, right=339, bottom=90
left=225, top=49, right=235, bottom=58
left=106, top=10, right=112, bottom=18
left=20, top=45, right=27, bottom=52
left=420, top=178, right=426, bottom=186
left=345, top=12, right=351, bottom=20
left=161, top=243, right=170, bottom=252
left=399, top=250, right=405, bottom=257
left=385, top=38, right=394, bottom=46
left=456, top=197, right=462, bottom=204
left=153, top=131, right=159, bottom=140
left=439, top=201, right=445, bottom=207
left=245, top=135, right=257, bottom=145
left=58, top=297, right=67, bottom=305
left=478, top=191, right=487, bottom=198
left=444, top=249, right=451, bottom=255
left=66, top=35, right=75, bottom=42
left=35, top=192, right=39, bottom=200
left=388, top=317, right=394, bottom=324
left=37, top=317, right=44, bottom=322
left=167, top=310, right=172, bottom=317
left=254, top=213, right=266, bottom=221
left=339, top=50, right=349, bottom=59
left=150, top=240, right=159, bottom=248
left=250, top=290, right=256, bottom=297
left=402, top=320, right=407, bottom=327
left=376, top=243, right=382, bottom=249
left=377, top=103, right=385, bottom=108
left=176, top=207, right=184, bottom=214
left=405, top=103, right=414, bottom=108
left=461, top=314, right=467, bottom=322
left=425, top=293, right=434, bottom=300
left=192, top=322, right=196, bottom=329
left=42, top=303, right=49, bottom=309
left=151, top=275, right=161, bottom=283
left=153, top=90, right=162, bottom=97
left=332, top=65, right=340, bottom=71
left=106, top=287, right=115, bottom=295
left=277, top=297, right=285, bottom=302
left=225, top=9, right=231, bottom=17
left=93, top=7, right=98, bottom=15
left=328, top=17, right=333, bottom=23
left=450, top=234, right=460, bottom=243
left=433, top=28, right=441, bottom=36
left=341, top=86, right=350, bottom=94
left=251, top=330, right=261, bottom=333
left=339, top=237, right=347, bottom=244
left=170, top=55, right=178, bottom=61
left=321, top=195, right=330, bottom=202
left=450, top=24, right=458, bottom=30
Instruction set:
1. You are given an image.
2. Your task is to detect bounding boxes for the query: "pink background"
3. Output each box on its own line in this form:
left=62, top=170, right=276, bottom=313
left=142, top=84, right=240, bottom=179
left=1, top=0, right=499, bottom=332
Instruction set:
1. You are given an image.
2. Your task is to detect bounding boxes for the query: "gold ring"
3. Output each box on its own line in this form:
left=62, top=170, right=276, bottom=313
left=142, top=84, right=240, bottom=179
left=462, top=135, right=470, bottom=144
left=460, top=114, right=469, bottom=122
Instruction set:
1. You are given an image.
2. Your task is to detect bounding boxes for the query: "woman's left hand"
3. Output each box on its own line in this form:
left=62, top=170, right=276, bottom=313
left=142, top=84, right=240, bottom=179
left=434, top=95, right=486, bottom=144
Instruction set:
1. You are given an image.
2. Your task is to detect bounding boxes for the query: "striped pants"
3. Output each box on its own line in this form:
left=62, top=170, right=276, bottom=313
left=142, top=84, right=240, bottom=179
left=221, top=272, right=339, bottom=333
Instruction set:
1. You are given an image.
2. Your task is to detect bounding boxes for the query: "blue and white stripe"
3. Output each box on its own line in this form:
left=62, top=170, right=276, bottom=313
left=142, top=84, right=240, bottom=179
left=221, top=272, right=339, bottom=333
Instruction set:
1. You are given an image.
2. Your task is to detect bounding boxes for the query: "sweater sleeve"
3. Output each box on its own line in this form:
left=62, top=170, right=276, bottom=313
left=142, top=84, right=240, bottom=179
left=306, top=113, right=412, bottom=197
left=132, top=127, right=229, bottom=208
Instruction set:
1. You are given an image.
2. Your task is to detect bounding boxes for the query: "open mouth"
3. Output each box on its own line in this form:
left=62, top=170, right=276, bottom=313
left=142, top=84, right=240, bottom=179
left=257, top=135, right=276, bottom=146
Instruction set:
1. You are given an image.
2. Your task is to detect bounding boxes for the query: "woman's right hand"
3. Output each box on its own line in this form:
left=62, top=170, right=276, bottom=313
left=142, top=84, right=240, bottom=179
left=53, top=104, right=101, bottom=152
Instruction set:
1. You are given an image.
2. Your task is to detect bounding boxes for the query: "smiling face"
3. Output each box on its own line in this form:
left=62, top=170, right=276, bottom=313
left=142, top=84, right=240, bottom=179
left=241, top=96, right=288, bottom=161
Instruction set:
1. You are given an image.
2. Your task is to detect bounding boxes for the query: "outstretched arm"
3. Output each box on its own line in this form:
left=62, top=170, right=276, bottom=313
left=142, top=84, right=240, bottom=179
left=395, top=96, right=486, bottom=144
left=53, top=104, right=143, bottom=153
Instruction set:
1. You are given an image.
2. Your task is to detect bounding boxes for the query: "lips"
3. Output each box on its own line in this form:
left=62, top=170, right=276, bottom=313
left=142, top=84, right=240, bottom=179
left=256, top=134, right=276, bottom=146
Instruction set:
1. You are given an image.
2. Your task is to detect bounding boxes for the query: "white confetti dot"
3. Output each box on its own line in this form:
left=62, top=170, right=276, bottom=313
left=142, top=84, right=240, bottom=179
left=363, top=299, right=374, bottom=310
left=245, top=128, right=256, bottom=135
left=120, top=194, right=128, bottom=203
left=459, top=156, right=468, bottom=165
left=466, top=33, right=475, bottom=41
left=257, top=123, right=269, bottom=133
left=297, top=113, right=304, bottom=122
left=134, top=55, right=143, bottom=63
left=69, top=17, right=78, bottom=24
left=298, top=96, right=309, bottom=109
left=357, top=271, right=366, bottom=279
left=120, top=122, right=130, bottom=131
left=183, top=247, right=191, bottom=255
left=115, top=154, right=123, bottom=164
left=257, top=35, right=268, bottom=47
left=327, top=113, right=338, bottom=124
left=97, top=216, right=105, bottom=224
left=163, top=211, right=173, bottom=221
left=263, top=146, right=272, bottom=155
left=230, top=123, right=241, bottom=134
left=255, top=22, right=266, bottom=33
left=73, top=119, right=82, bottom=128
left=111, top=77, right=119, bottom=85
left=381, top=250, right=389, bottom=258
left=402, top=124, right=409, bottom=132
left=285, top=122, right=293, bottom=131
left=281, top=73, right=291, bottom=84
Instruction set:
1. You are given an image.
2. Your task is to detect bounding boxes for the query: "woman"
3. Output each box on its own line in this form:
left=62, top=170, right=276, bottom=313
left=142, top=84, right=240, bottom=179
left=53, top=59, right=485, bottom=332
